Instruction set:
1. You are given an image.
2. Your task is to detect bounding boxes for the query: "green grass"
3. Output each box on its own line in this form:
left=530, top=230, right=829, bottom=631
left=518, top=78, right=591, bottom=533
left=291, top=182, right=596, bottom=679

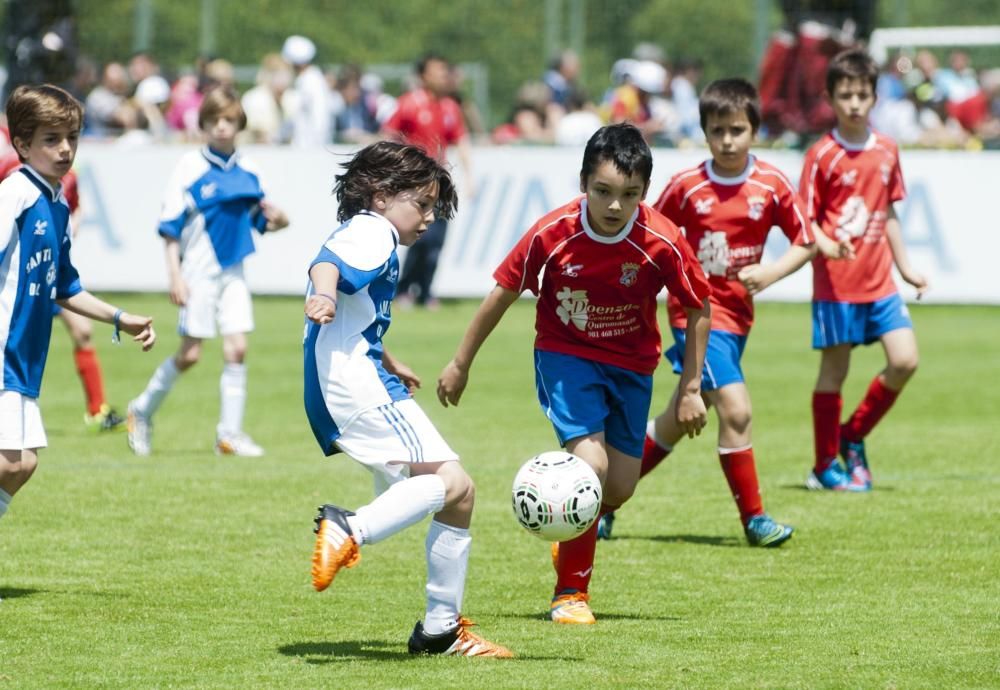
left=1, top=296, right=997, bottom=689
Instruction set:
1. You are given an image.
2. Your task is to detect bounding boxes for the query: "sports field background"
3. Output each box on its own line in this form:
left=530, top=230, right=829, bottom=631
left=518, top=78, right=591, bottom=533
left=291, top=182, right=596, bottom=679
left=0, top=296, right=996, bottom=688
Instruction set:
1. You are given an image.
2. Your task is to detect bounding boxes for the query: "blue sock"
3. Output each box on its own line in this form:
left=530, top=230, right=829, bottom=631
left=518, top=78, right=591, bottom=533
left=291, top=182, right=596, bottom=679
left=0, top=488, right=11, bottom=521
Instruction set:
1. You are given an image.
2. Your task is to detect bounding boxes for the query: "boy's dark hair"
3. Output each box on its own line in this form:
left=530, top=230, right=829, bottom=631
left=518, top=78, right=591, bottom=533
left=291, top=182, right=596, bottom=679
left=5, top=84, right=83, bottom=161
left=699, top=78, right=761, bottom=133
left=580, top=123, right=652, bottom=185
left=334, top=141, right=457, bottom=223
left=417, top=52, right=449, bottom=76
left=198, top=85, right=247, bottom=130
left=826, top=48, right=878, bottom=94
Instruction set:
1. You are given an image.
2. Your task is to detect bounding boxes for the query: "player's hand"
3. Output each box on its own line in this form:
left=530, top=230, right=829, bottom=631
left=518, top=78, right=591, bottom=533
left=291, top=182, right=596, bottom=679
left=815, top=231, right=855, bottom=260
left=737, top=264, right=772, bottom=296
left=261, top=200, right=289, bottom=231
left=902, top=270, right=929, bottom=300
left=304, top=294, right=336, bottom=324
left=436, top=360, right=469, bottom=407
left=169, top=279, right=188, bottom=307
left=675, top=390, right=707, bottom=439
left=389, top=361, right=421, bottom=394
left=119, top=313, right=156, bottom=351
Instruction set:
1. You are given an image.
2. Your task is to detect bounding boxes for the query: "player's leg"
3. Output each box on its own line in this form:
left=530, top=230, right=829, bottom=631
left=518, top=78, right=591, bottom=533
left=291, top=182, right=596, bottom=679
left=840, top=297, right=917, bottom=489
left=0, top=392, right=46, bottom=520
left=58, top=308, right=124, bottom=431
left=808, top=301, right=855, bottom=489
left=0, top=449, right=39, bottom=519
left=710, top=383, right=793, bottom=547
left=127, top=337, right=201, bottom=456
left=215, top=274, right=261, bottom=456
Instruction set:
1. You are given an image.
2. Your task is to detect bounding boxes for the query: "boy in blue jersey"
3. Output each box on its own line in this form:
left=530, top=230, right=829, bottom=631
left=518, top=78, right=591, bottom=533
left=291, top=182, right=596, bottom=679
left=305, top=141, right=512, bottom=658
left=127, top=86, right=289, bottom=458
left=0, top=84, right=156, bottom=523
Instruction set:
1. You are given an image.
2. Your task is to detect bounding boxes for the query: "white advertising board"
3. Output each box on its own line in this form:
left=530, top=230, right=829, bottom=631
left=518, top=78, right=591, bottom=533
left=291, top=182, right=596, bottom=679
left=71, top=144, right=999, bottom=303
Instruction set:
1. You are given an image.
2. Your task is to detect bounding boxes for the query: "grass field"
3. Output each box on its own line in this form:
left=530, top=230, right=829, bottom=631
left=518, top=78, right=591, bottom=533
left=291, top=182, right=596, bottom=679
left=0, top=295, right=997, bottom=689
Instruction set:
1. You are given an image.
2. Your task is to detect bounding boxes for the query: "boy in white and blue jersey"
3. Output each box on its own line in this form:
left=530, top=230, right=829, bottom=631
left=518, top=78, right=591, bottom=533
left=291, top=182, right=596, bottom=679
left=0, top=85, right=156, bottom=523
left=128, top=86, right=288, bottom=458
left=305, top=142, right=512, bottom=658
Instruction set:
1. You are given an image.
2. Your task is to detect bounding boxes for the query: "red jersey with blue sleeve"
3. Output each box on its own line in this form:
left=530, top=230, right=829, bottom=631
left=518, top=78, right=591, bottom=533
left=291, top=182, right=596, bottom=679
left=801, top=129, right=905, bottom=303
left=0, top=166, right=82, bottom=398
left=382, top=88, right=466, bottom=161
left=655, top=156, right=812, bottom=335
left=493, top=197, right=710, bottom=375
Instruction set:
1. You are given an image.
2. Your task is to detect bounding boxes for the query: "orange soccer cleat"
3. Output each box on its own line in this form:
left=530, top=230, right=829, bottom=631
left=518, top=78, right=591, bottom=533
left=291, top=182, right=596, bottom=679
left=550, top=590, right=596, bottom=624
left=311, top=504, right=360, bottom=591
left=408, top=617, right=514, bottom=658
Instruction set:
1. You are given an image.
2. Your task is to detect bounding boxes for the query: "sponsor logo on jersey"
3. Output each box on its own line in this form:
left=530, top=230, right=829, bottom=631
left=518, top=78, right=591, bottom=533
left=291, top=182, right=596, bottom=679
left=619, top=262, right=639, bottom=287
left=561, top=262, right=583, bottom=278
left=747, top=195, right=766, bottom=221
left=555, top=286, right=589, bottom=331
left=694, top=197, right=715, bottom=215
left=200, top=182, right=217, bottom=199
left=836, top=195, right=869, bottom=239
left=34, top=219, right=48, bottom=235
left=387, top=266, right=399, bottom=283
left=46, top=263, right=56, bottom=286
left=697, top=231, right=730, bottom=276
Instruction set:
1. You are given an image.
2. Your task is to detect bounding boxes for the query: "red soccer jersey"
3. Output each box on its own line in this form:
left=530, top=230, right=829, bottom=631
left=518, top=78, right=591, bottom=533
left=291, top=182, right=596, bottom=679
left=494, top=197, right=711, bottom=375
left=382, top=88, right=466, bottom=162
left=654, top=156, right=812, bottom=335
left=801, top=129, right=906, bottom=303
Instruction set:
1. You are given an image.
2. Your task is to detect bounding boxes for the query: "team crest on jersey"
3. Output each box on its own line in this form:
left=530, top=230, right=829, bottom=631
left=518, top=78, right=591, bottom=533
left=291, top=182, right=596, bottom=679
left=697, top=231, right=730, bottom=276
left=839, top=169, right=858, bottom=187
left=694, top=197, right=715, bottom=215
left=34, top=219, right=48, bottom=235
left=880, top=163, right=892, bottom=185
left=555, top=286, right=589, bottom=331
left=747, top=195, right=766, bottom=221
left=200, top=182, right=218, bottom=199
left=46, top=262, right=56, bottom=286
left=561, top=262, right=583, bottom=277
left=619, top=262, right=639, bottom=287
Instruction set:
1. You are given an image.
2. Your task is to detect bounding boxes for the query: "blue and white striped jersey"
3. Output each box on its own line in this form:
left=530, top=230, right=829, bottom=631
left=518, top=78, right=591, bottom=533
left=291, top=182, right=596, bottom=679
left=0, top=166, right=82, bottom=398
left=303, top=211, right=409, bottom=454
left=158, top=147, right=270, bottom=278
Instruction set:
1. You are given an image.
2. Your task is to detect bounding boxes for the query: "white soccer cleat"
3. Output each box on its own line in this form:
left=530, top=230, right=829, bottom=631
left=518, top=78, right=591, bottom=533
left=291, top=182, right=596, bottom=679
left=215, top=431, right=265, bottom=457
left=126, top=401, right=152, bottom=456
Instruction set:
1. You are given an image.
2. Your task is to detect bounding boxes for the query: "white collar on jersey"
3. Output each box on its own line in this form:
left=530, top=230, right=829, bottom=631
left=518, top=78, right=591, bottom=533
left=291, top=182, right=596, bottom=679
left=360, top=209, right=400, bottom=246
left=201, top=145, right=240, bottom=170
left=20, top=164, right=62, bottom=201
left=832, top=127, right=875, bottom=151
left=705, top=154, right=756, bottom=186
left=580, top=197, right=638, bottom=244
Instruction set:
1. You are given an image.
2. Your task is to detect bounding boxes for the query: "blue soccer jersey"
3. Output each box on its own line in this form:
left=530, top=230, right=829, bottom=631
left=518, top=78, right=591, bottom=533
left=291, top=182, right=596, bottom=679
left=0, top=166, right=82, bottom=397
left=303, top=211, right=410, bottom=455
left=157, top=147, right=270, bottom=278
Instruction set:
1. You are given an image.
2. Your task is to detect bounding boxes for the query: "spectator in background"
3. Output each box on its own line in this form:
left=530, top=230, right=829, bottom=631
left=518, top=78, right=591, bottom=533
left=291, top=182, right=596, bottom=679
left=554, top=89, right=602, bottom=146
left=242, top=53, right=292, bottom=144
left=360, top=72, right=396, bottom=127
left=84, top=61, right=129, bottom=136
left=606, top=59, right=668, bottom=144
left=332, top=64, right=379, bottom=144
left=543, top=49, right=582, bottom=112
left=670, top=57, right=704, bottom=143
left=936, top=50, right=989, bottom=133
left=492, top=81, right=552, bottom=145
left=165, top=73, right=202, bottom=139
left=132, top=73, right=171, bottom=141
left=282, top=34, right=334, bottom=148
left=382, top=53, right=473, bottom=309
left=126, top=51, right=159, bottom=85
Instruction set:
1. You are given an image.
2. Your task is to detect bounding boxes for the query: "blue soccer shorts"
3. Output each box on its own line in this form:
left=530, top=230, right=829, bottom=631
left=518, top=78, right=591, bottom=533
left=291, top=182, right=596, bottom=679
left=533, top=349, right=653, bottom=458
left=666, top=328, right=748, bottom=392
left=812, top=293, right=913, bottom=349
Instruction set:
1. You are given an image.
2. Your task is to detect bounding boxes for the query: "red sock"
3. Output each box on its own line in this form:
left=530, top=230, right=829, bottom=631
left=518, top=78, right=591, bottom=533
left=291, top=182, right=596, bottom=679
left=639, top=433, right=671, bottom=478
left=812, top=391, right=842, bottom=471
left=74, top=347, right=106, bottom=415
left=719, top=448, right=764, bottom=524
left=842, top=376, right=900, bottom=442
left=555, top=503, right=615, bottom=594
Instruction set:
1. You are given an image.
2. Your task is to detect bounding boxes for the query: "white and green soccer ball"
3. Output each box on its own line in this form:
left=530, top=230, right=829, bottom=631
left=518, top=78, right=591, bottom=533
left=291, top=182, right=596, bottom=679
left=511, top=451, right=602, bottom=542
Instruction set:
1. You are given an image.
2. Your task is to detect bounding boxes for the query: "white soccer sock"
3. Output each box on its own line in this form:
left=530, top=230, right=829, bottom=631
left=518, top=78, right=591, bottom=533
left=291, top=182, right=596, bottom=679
left=647, top=419, right=673, bottom=452
left=349, top=474, right=446, bottom=546
left=0, top=488, right=11, bottom=521
left=133, top=357, right=180, bottom=417
left=422, top=520, right=471, bottom=636
left=218, top=362, right=247, bottom=436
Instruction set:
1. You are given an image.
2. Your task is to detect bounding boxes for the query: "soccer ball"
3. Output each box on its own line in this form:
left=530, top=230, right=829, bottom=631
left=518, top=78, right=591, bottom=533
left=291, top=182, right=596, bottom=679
left=511, top=451, right=602, bottom=541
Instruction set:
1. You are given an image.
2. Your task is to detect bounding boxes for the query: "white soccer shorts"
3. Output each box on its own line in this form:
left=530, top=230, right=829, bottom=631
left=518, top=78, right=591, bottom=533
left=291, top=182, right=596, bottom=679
left=177, top=268, right=254, bottom=339
left=334, top=398, right=459, bottom=489
left=0, top=391, right=47, bottom=450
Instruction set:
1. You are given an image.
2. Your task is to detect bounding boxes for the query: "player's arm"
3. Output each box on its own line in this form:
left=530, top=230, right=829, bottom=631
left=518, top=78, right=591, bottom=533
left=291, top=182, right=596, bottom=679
left=383, top=347, right=420, bottom=393
left=305, top=261, right=339, bottom=324
left=437, top=284, right=519, bottom=407
left=738, top=243, right=815, bottom=296
left=163, top=238, right=187, bottom=306
left=59, top=291, right=156, bottom=351
left=885, top=205, right=928, bottom=298
left=676, top=298, right=710, bottom=438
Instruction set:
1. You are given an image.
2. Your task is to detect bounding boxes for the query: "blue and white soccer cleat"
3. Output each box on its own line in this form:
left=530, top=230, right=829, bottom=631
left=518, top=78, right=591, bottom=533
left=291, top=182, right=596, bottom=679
left=841, top=438, right=872, bottom=492
left=744, top=513, right=794, bottom=547
left=596, top=511, right=615, bottom=540
left=806, top=458, right=850, bottom=491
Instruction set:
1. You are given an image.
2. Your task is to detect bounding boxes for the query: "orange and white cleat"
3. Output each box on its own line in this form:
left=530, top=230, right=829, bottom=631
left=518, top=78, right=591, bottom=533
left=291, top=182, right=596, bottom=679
left=550, top=590, right=596, bottom=624
left=408, top=617, right=514, bottom=658
left=311, top=504, right=360, bottom=591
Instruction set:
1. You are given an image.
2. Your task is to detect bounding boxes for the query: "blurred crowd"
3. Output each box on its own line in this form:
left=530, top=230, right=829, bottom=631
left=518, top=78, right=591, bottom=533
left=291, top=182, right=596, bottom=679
left=3, top=28, right=1000, bottom=150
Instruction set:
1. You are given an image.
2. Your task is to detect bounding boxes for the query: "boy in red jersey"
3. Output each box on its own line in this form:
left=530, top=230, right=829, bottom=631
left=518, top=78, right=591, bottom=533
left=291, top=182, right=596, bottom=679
left=437, top=123, right=712, bottom=624
left=801, top=49, right=927, bottom=492
left=602, top=79, right=825, bottom=547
